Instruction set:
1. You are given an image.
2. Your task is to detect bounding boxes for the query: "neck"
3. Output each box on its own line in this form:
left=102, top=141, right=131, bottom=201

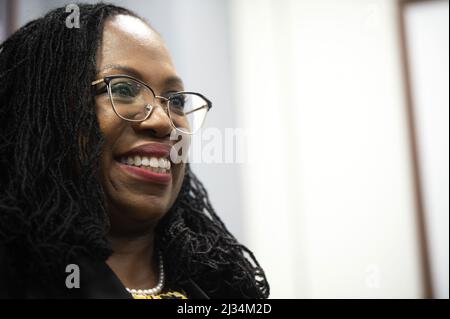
left=106, top=228, right=159, bottom=290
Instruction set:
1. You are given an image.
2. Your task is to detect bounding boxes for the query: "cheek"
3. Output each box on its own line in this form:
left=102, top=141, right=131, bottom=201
left=96, top=99, right=121, bottom=137
left=171, top=114, right=190, bottom=131
left=96, top=101, right=123, bottom=189
left=171, top=163, right=186, bottom=200
left=160, top=163, right=185, bottom=214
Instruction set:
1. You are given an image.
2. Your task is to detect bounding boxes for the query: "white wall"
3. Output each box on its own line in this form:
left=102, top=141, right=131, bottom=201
left=404, top=0, right=449, bottom=299
left=230, top=0, right=425, bottom=298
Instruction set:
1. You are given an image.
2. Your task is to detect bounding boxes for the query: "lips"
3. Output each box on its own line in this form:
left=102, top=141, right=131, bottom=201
left=118, top=143, right=172, bottom=159
left=115, top=143, right=173, bottom=184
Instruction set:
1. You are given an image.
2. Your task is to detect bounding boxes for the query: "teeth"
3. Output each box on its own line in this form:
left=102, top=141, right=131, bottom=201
left=158, top=158, right=165, bottom=169
left=134, top=155, right=142, bottom=166
left=119, top=155, right=171, bottom=173
left=150, top=157, right=159, bottom=168
left=141, top=157, right=149, bottom=166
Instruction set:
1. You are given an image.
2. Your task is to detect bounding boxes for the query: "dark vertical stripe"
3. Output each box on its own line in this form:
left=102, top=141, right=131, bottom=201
left=6, top=0, right=16, bottom=36
left=396, top=0, right=435, bottom=298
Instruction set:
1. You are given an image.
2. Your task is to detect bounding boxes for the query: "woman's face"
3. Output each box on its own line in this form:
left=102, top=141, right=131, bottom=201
left=95, top=15, right=186, bottom=234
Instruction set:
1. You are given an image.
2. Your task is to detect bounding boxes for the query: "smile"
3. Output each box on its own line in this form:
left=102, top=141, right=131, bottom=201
left=119, top=155, right=171, bottom=174
left=114, top=143, right=174, bottom=184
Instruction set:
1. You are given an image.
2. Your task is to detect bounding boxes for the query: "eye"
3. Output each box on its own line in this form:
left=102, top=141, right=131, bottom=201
left=110, top=81, right=140, bottom=99
left=169, top=95, right=186, bottom=110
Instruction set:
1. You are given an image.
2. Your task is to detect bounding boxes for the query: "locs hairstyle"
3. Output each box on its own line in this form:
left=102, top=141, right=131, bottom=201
left=0, top=4, right=269, bottom=298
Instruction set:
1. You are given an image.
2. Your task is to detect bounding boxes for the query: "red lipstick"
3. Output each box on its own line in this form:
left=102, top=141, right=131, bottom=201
left=116, top=143, right=173, bottom=185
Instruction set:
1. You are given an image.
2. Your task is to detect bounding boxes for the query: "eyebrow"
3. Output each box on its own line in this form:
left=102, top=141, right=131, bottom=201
left=163, top=75, right=185, bottom=90
left=96, top=64, right=185, bottom=89
left=97, top=64, right=140, bottom=78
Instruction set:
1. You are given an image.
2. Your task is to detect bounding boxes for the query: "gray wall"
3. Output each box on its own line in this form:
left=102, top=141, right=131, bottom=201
left=13, top=0, right=244, bottom=241
left=0, top=0, right=9, bottom=42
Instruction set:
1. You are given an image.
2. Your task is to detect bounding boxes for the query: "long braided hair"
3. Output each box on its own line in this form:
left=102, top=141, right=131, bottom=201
left=0, top=3, right=269, bottom=298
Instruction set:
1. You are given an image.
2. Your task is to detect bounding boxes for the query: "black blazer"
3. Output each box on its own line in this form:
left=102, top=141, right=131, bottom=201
left=0, top=244, right=209, bottom=299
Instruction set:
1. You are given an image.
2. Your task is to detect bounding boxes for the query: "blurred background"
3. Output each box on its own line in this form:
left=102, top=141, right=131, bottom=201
left=1, top=0, right=448, bottom=298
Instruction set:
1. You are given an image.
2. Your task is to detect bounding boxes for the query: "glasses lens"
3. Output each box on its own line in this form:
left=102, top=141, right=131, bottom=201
left=168, top=93, right=209, bottom=134
left=109, top=77, right=155, bottom=121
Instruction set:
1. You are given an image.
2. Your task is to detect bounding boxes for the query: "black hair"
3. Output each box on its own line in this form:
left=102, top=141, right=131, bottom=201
left=0, top=3, right=269, bottom=298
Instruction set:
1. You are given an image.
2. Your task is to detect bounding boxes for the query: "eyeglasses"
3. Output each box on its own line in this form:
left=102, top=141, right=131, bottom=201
left=91, top=74, right=212, bottom=134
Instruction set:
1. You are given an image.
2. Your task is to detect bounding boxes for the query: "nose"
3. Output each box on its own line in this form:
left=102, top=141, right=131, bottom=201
left=131, top=100, right=173, bottom=138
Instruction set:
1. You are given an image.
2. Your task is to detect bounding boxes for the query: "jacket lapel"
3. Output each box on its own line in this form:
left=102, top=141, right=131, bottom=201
left=67, top=256, right=132, bottom=299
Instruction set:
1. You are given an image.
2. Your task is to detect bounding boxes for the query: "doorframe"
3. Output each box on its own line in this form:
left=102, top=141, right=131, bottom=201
left=395, top=0, right=443, bottom=299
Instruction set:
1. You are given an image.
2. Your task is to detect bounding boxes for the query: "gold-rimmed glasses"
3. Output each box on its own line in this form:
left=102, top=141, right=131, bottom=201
left=92, top=74, right=212, bottom=134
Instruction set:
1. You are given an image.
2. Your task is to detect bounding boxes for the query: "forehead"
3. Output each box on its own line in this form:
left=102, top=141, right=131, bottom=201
left=97, top=14, right=178, bottom=88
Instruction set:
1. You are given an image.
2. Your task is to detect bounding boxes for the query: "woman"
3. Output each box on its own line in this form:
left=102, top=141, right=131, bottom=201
left=0, top=3, right=269, bottom=299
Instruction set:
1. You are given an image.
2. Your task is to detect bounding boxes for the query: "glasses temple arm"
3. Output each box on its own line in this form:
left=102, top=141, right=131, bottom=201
left=183, top=105, right=208, bottom=116
left=91, top=79, right=104, bottom=86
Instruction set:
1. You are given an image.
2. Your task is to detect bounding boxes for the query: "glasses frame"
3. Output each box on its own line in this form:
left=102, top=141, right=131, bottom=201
left=91, top=74, right=212, bottom=134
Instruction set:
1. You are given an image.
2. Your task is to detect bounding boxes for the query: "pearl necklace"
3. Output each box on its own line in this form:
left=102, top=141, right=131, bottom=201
left=125, top=252, right=164, bottom=296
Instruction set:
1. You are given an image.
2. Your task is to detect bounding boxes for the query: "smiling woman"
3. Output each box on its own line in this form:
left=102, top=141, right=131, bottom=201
left=0, top=3, right=269, bottom=299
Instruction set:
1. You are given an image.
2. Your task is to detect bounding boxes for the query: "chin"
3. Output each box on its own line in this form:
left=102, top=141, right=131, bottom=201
left=105, top=194, right=171, bottom=234
left=130, top=202, right=170, bottom=222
